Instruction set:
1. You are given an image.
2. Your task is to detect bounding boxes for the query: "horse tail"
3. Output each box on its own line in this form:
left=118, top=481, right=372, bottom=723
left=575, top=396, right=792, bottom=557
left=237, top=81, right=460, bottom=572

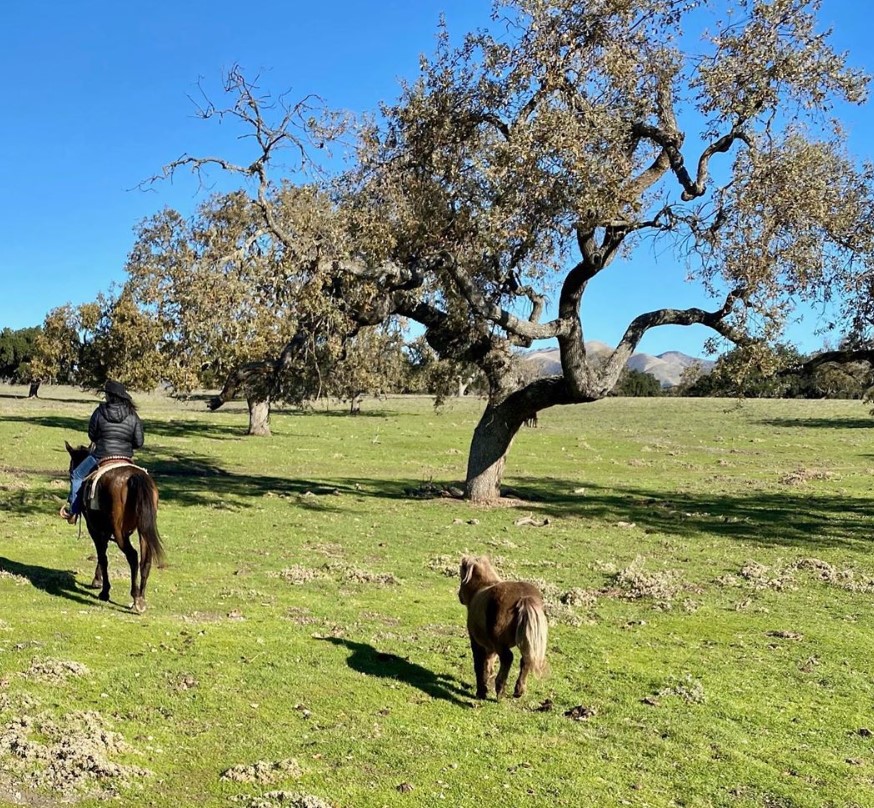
left=516, top=598, right=548, bottom=677
left=128, top=473, right=165, bottom=567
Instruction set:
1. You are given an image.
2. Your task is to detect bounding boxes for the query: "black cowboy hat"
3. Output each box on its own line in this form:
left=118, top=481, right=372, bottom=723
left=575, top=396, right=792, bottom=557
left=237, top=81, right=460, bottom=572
left=104, top=380, right=132, bottom=402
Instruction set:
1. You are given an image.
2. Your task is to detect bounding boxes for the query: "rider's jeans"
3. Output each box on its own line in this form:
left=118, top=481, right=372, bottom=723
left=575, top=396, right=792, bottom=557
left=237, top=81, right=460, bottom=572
left=69, top=455, right=98, bottom=514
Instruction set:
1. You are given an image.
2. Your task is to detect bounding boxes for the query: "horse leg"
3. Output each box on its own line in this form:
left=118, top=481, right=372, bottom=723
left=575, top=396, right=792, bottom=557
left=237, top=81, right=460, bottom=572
left=85, top=517, right=104, bottom=590
left=513, top=654, right=531, bottom=698
left=494, top=648, right=514, bottom=699
left=89, top=535, right=103, bottom=590
left=134, top=533, right=153, bottom=614
left=470, top=637, right=492, bottom=699
left=118, top=535, right=141, bottom=613
left=94, top=536, right=111, bottom=601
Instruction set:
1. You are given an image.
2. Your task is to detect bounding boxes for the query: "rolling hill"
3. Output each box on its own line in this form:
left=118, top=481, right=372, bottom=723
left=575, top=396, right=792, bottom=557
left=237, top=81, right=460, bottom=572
left=521, top=342, right=715, bottom=388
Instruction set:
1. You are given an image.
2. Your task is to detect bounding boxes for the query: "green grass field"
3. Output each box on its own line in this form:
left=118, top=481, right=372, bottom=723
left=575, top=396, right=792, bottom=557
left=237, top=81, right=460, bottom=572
left=1, top=386, right=873, bottom=807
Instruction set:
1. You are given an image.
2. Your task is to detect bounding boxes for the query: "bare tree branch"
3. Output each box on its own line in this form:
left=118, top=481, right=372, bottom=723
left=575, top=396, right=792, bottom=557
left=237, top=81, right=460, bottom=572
left=600, top=288, right=750, bottom=388
left=448, top=263, right=569, bottom=341
left=784, top=348, right=874, bottom=375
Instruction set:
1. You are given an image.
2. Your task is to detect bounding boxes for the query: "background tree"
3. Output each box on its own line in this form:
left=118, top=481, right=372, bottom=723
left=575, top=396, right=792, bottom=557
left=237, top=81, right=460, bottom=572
left=402, top=336, right=487, bottom=404
left=686, top=343, right=870, bottom=398
left=324, top=321, right=408, bottom=413
left=29, top=305, right=84, bottom=387
left=27, top=294, right=162, bottom=396
left=125, top=188, right=360, bottom=434
left=160, top=0, right=874, bottom=501
left=0, top=326, right=41, bottom=387
left=612, top=368, right=663, bottom=397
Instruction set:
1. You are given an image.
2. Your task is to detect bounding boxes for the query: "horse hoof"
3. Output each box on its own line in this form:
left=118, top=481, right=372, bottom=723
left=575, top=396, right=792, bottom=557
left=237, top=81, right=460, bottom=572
left=98, top=593, right=110, bottom=602
left=131, top=600, right=146, bottom=614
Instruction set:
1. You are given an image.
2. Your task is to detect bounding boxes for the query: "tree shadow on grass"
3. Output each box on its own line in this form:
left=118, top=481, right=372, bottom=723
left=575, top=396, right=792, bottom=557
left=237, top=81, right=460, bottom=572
left=0, top=556, right=105, bottom=608
left=502, top=478, right=874, bottom=551
left=756, top=417, right=872, bottom=430
left=317, top=636, right=474, bottom=707
left=0, top=413, right=245, bottom=441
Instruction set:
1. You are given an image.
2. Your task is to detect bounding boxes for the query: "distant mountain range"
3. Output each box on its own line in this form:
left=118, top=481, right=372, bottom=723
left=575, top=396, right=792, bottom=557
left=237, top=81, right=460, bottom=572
left=521, top=341, right=715, bottom=388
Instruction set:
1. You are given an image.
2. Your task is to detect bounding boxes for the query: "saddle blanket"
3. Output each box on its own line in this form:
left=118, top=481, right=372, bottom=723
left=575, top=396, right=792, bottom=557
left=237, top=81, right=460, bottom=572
left=85, top=460, right=149, bottom=511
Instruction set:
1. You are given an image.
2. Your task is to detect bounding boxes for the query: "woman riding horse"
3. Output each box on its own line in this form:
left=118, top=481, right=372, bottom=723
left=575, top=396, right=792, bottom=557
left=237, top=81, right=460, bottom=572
left=60, top=380, right=144, bottom=523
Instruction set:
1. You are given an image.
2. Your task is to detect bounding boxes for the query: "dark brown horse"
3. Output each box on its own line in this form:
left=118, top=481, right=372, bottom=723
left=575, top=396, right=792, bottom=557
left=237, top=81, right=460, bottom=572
left=458, top=555, right=548, bottom=699
left=65, top=442, right=165, bottom=613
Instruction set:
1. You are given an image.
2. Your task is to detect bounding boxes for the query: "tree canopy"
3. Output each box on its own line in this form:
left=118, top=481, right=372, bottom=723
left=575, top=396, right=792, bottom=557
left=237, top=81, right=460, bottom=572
left=0, top=326, right=41, bottom=383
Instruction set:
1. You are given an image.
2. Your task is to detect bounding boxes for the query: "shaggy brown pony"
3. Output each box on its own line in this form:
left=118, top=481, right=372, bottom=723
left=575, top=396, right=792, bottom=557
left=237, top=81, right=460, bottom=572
left=458, top=555, right=548, bottom=699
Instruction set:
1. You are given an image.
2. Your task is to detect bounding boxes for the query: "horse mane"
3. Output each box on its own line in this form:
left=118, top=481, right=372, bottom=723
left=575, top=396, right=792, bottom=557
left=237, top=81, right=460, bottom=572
left=460, top=555, right=501, bottom=585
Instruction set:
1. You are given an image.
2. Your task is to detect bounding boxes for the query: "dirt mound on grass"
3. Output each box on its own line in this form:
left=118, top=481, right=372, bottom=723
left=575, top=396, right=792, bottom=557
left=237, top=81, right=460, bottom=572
left=23, top=660, right=89, bottom=684
left=0, top=710, right=151, bottom=798
left=231, top=793, right=333, bottom=808
left=221, top=758, right=303, bottom=785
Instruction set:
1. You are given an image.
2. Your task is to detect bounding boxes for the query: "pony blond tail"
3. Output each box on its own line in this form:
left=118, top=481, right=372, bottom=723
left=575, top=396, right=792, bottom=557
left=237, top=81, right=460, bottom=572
left=517, top=600, right=548, bottom=677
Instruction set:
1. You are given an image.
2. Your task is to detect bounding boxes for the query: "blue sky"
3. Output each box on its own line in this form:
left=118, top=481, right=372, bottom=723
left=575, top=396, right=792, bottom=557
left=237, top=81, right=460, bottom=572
left=1, top=0, right=871, bottom=358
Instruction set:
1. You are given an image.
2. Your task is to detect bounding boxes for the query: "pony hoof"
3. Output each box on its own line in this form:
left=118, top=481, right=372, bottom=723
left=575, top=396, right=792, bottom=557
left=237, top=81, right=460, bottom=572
left=131, top=600, right=146, bottom=614
left=98, top=592, right=110, bottom=602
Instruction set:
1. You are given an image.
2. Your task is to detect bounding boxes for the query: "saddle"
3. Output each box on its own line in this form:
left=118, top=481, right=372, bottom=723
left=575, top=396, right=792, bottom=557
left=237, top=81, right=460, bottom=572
left=83, top=458, right=148, bottom=512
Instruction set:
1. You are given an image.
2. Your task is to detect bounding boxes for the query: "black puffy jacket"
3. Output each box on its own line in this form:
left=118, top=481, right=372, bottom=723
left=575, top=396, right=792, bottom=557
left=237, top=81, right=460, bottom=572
left=88, top=402, right=144, bottom=460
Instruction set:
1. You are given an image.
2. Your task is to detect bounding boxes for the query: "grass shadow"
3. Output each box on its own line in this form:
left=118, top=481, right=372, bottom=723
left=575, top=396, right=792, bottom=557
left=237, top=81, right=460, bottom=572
left=757, top=417, right=872, bottom=430
left=0, top=556, right=102, bottom=607
left=1, top=413, right=245, bottom=441
left=317, top=636, right=473, bottom=707
left=501, top=478, right=874, bottom=551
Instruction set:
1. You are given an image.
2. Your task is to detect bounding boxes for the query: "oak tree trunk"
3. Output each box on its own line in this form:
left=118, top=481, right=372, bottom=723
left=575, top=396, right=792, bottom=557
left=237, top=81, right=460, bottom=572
left=247, top=397, right=271, bottom=436
left=464, top=403, right=523, bottom=503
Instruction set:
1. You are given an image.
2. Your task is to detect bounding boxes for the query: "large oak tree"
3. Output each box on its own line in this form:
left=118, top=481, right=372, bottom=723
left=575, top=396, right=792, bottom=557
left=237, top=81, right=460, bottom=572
left=160, top=0, right=874, bottom=501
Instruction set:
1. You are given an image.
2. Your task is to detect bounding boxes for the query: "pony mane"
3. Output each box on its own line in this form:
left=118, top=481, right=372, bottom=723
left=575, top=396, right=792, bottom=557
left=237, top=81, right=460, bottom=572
left=460, top=555, right=500, bottom=585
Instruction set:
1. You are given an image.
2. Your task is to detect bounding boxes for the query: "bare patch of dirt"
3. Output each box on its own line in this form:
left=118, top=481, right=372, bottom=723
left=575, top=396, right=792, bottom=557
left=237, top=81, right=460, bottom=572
left=0, top=692, right=36, bottom=715
left=657, top=674, right=706, bottom=704
left=767, top=630, right=804, bottom=641
left=284, top=607, right=320, bottom=626
left=738, top=561, right=797, bottom=592
left=0, top=710, right=151, bottom=798
left=533, top=581, right=598, bottom=627
left=427, top=556, right=459, bottom=578
left=560, top=588, right=597, bottom=608
left=486, top=538, right=518, bottom=549
left=608, top=557, right=685, bottom=607
left=22, top=660, right=89, bottom=685
left=343, top=568, right=400, bottom=586
left=221, top=758, right=303, bottom=785
left=175, top=675, right=198, bottom=691
left=321, top=562, right=399, bottom=586
left=272, top=566, right=327, bottom=585
left=794, top=557, right=874, bottom=594
left=779, top=468, right=837, bottom=486
left=181, top=612, right=228, bottom=624
left=231, top=793, right=334, bottom=808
